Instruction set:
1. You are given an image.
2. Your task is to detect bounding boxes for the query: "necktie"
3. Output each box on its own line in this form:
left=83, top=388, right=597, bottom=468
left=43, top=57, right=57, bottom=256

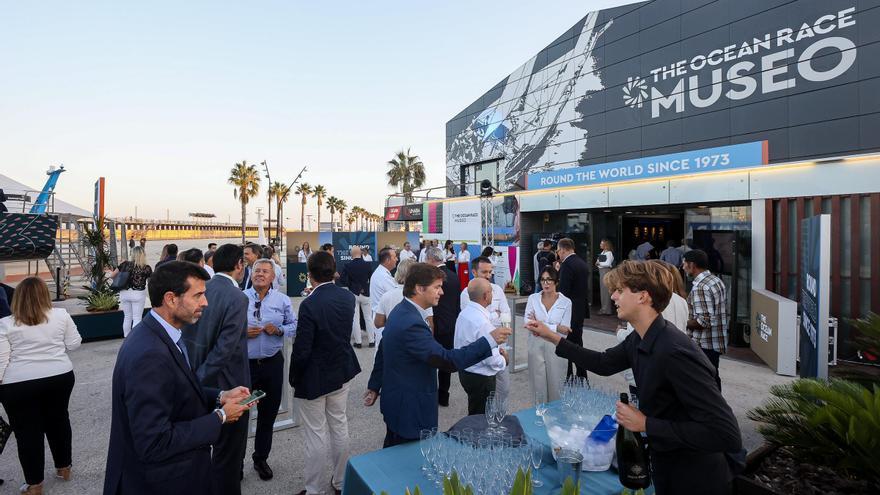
left=176, top=338, right=192, bottom=370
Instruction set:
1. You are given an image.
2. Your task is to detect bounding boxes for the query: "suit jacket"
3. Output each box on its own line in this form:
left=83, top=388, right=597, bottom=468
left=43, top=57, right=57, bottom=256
left=555, top=315, right=742, bottom=493
left=238, top=265, right=252, bottom=290
left=558, top=253, right=590, bottom=331
left=338, top=258, right=372, bottom=297
left=432, top=265, right=461, bottom=340
left=104, top=313, right=222, bottom=495
left=367, top=299, right=492, bottom=439
left=289, top=282, right=361, bottom=400
left=184, top=275, right=250, bottom=390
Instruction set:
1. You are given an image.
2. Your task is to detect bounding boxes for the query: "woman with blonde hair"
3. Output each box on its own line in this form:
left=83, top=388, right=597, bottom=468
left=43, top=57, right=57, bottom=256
left=109, top=246, right=152, bottom=337
left=0, top=277, right=82, bottom=494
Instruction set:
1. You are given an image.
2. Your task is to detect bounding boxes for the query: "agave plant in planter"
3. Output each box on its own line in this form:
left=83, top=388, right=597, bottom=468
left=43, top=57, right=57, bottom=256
left=78, top=219, right=119, bottom=312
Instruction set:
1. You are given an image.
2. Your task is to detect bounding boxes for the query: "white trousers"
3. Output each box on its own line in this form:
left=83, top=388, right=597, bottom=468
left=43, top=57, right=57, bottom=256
left=527, top=334, right=567, bottom=403
left=351, top=294, right=376, bottom=344
left=296, top=382, right=351, bottom=495
left=119, top=289, right=147, bottom=337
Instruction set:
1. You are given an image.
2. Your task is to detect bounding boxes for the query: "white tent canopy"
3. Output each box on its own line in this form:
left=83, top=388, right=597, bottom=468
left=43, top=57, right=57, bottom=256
left=0, top=173, right=92, bottom=218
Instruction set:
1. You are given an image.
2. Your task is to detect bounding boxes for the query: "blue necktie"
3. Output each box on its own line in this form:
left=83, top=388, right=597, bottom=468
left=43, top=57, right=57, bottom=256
left=176, top=338, right=192, bottom=369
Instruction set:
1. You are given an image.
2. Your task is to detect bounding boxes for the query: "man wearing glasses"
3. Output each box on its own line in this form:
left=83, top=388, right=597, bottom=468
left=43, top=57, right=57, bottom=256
left=244, top=259, right=297, bottom=481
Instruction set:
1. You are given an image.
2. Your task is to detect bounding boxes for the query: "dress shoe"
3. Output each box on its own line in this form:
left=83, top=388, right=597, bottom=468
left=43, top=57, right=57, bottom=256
left=253, top=459, right=274, bottom=480
left=368, top=342, right=376, bottom=348
left=56, top=466, right=72, bottom=481
left=19, top=483, right=42, bottom=495
left=438, top=397, right=449, bottom=407
left=335, top=489, right=342, bottom=495
left=353, top=343, right=362, bottom=348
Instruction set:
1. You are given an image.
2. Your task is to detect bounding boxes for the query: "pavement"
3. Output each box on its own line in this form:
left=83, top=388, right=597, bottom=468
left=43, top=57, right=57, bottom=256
left=0, top=301, right=794, bottom=494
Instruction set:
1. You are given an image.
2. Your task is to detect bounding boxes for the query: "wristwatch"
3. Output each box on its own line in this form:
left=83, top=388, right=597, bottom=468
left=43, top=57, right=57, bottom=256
left=214, top=408, right=227, bottom=424
left=216, top=390, right=224, bottom=406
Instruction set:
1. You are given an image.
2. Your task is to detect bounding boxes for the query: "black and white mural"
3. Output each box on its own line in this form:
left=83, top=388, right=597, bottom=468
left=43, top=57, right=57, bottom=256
left=446, top=0, right=880, bottom=195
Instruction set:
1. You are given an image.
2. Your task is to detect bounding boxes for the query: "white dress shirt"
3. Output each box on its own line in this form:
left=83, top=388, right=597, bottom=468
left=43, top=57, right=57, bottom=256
left=399, top=249, right=416, bottom=262
left=459, top=282, right=510, bottom=326
left=524, top=292, right=572, bottom=334
left=418, top=249, right=427, bottom=263
left=405, top=298, right=433, bottom=325
left=376, top=286, right=433, bottom=319
left=370, top=264, right=397, bottom=314
left=363, top=254, right=373, bottom=262
left=457, top=250, right=471, bottom=263
left=0, top=308, right=82, bottom=384
left=271, top=259, right=286, bottom=290
left=204, top=264, right=215, bottom=277
left=454, top=302, right=506, bottom=376
left=298, top=250, right=311, bottom=263
left=596, top=250, right=615, bottom=268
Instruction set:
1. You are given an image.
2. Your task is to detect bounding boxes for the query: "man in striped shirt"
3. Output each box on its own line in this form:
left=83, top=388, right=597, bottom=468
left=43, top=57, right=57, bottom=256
left=684, top=249, right=728, bottom=389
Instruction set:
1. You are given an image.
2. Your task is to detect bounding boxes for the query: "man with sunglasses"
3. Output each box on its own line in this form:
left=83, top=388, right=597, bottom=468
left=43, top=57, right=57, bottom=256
left=244, top=259, right=297, bottom=481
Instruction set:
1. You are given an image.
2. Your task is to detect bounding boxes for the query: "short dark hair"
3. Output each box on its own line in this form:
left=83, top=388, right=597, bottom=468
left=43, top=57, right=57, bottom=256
left=480, top=246, right=494, bottom=258
left=542, top=240, right=552, bottom=248
left=213, top=244, right=244, bottom=273
left=471, top=256, right=492, bottom=270
left=540, top=265, right=560, bottom=283
left=403, top=263, right=445, bottom=297
left=204, top=250, right=215, bottom=264
left=666, top=240, right=676, bottom=248
left=166, top=243, right=179, bottom=257
left=308, top=251, right=336, bottom=283
left=683, top=249, right=709, bottom=269
left=557, top=238, right=574, bottom=252
left=207, top=243, right=217, bottom=250
left=321, top=243, right=334, bottom=252
left=244, top=243, right=263, bottom=258
left=180, top=248, right=204, bottom=264
left=148, top=261, right=210, bottom=307
left=378, top=247, right=394, bottom=264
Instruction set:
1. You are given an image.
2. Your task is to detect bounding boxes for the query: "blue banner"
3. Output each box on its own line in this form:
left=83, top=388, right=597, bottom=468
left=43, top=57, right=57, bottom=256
left=333, top=232, right=376, bottom=267
left=526, top=141, right=768, bottom=190
left=799, top=215, right=829, bottom=379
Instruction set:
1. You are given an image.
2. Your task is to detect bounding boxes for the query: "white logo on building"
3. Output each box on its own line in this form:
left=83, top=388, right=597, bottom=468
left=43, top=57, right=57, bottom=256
left=622, top=76, right=648, bottom=109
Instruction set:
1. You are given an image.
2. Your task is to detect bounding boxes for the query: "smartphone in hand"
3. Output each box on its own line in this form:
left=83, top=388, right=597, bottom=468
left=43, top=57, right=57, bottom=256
left=239, top=390, right=267, bottom=406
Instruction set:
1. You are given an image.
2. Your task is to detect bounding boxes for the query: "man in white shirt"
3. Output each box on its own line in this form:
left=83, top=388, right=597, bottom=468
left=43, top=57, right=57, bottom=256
left=369, top=247, right=398, bottom=329
left=458, top=256, right=512, bottom=405
left=398, top=242, right=416, bottom=263
left=454, top=278, right=508, bottom=415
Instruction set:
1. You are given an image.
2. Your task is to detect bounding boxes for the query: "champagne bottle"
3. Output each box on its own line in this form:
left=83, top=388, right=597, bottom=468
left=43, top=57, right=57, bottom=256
left=616, top=392, right=651, bottom=489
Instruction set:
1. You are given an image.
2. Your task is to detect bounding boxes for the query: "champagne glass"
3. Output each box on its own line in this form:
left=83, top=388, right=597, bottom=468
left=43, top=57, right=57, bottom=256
left=485, top=397, right=498, bottom=435
left=420, top=429, right=434, bottom=475
left=530, top=443, right=544, bottom=487
left=494, top=396, right=508, bottom=432
left=534, top=391, right=548, bottom=426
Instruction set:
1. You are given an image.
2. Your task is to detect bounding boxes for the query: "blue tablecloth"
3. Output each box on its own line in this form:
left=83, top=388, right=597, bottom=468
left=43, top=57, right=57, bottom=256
left=342, top=407, right=654, bottom=495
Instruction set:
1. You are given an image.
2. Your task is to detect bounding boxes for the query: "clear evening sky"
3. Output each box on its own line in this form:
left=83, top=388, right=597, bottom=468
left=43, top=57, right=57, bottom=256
left=1, top=1, right=631, bottom=226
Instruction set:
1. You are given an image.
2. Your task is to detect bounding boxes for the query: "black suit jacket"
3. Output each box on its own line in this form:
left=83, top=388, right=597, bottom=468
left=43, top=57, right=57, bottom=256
left=290, top=282, right=361, bottom=400
left=558, top=253, right=590, bottom=333
left=184, top=275, right=250, bottom=390
left=104, top=313, right=221, bottom=495
left=238, top=265, right=252, bottom=290
left=338, top=258, right=372, bottom=297
left=555, top=315, right=742, bottom=494
left=432, top=265, right=461, bottom=343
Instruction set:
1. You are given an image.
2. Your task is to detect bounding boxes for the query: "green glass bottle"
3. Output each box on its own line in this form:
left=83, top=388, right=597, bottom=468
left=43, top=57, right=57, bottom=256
left=616, top=393, right=651, bottom=489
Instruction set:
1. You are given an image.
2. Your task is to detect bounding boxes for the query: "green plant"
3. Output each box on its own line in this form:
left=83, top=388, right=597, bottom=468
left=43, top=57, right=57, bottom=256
left=79, top=219, right=119, bottom=311
left=509, top=467, right=532, bottom=495
left=80, top=283, right=119, bottom=311
left=838, top=313, right=880, bottom=387
left=560, top=474, right=581, bottom=495
left=442, top=470, right=473, bottom=495
left=747, top=378, right=880, bottom=484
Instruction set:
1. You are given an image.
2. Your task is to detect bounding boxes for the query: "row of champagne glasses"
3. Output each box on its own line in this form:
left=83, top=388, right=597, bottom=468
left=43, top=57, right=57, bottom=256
left=485, top=391, right=508, bottom=436
left=419, top=428, right=547, bottom=492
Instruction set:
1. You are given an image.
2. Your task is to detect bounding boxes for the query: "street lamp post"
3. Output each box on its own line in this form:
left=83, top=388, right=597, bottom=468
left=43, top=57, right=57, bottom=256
left=278, top=165, right=307, bottom=252
left=261, top=160, right=272, bottom=245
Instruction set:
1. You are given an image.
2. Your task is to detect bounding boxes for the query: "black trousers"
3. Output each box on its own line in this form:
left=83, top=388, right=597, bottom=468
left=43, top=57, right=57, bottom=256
left=248, top=351, right=284, bottom=462
left=0, top=371, right=75, bottom=485
left=566, top=307, right=589, bottom=379
left=434, top=329, right=454, bottom=405
left=701, top=348, right=723, bottom=390
left=212, top=408, right=249, bottom=495
left=458, top=370, right=496, bottom=415
left=383, top=427, right=417, bottom=448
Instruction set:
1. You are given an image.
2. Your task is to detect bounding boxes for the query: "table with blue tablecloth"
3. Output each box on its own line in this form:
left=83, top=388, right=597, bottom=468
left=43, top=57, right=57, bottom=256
left=342, top=407, right=654, bottom=494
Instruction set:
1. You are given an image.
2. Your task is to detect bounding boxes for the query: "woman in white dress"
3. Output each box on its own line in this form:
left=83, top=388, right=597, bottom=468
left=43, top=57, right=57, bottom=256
left=525, top=266, right=572, bottom=403
left=298, top=242, right=312, bottom=263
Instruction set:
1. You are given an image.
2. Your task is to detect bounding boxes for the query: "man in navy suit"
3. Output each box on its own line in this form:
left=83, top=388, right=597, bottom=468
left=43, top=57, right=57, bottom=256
left=364, top=263, right=511, bottom=447
left=104, top=261, right=251, bottom=495
left=424, top=247, right=461, bottom=406
left=290, top=251, right=361, bottom=495
left=556, top=237, right=591, bottom=379
left=185, top=244, right=251, bottom=494
left=338, top=246, right=375, bottom=347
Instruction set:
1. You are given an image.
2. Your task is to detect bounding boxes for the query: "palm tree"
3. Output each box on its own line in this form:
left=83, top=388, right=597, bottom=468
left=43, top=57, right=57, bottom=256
left=336, top=199, right=348, bottom=231
left=326, top=196, right=340, bottom=231
left=228, top=160, right=261, bottom=244
left=346, top=211, right=357, bottom=231
left=295, top=183, right=313, bottom=231
left=312, top=185, right=327, bottom=231
left=386, top=148, right=426, bottom=232
left=271, top=181, right=291, bottom=242
left=350, top=206, right=361, bottom=231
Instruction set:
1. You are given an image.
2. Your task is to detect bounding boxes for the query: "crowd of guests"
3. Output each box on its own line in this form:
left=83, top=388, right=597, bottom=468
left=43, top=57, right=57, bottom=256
left=0, top=232, right=740, bottom=494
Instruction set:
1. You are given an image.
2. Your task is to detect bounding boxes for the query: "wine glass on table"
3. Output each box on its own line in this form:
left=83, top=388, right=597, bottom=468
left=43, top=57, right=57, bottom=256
left=494, top=396, right=508, bottom=433
left=529, top=443, right=544, bottom=487
left=420, top=428, right=435, bottom=476
left=485, top=397, right=498, bottom=436
left=534, top=391, right=548, bottom=426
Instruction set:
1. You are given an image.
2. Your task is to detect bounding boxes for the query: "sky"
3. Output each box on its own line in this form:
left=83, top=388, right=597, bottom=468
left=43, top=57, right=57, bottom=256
left=1, top=0, right=633, bottom=228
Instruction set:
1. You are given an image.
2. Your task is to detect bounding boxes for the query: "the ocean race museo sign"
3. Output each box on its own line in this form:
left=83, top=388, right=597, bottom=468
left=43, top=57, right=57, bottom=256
left=799, top=215, right=831, bottom=379
left=627, top=7, right=858, bottom=118
left=526, top=141, right=767, bottom=190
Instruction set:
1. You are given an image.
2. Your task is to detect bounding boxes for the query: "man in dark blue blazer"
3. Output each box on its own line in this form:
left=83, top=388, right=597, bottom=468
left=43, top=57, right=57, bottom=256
left=184, top=244, right=251, bottom=494
left=338, top=246, right=375, bottom=347
left=290, top=251, right=361, bottom=495
left=365, top=263, right=511, bottom=447
left=423, top=247, right=461, bottom=406
left=104, top=261, right=251, bottom=495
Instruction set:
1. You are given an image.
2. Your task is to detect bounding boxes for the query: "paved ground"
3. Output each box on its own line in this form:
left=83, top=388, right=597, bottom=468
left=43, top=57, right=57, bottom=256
left=0, top=309, right=794, bottom=494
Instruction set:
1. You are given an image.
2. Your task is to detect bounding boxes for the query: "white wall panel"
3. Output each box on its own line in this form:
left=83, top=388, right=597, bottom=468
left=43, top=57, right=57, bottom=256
left=669, top=173, right=749, bottom=203
left=749, top=159, right=880, bottom=199
left=608, top=181, right=669, bottom=207
left=519, top=192, right=559, bottom=212
left=558, top=187, right=608, bottom=209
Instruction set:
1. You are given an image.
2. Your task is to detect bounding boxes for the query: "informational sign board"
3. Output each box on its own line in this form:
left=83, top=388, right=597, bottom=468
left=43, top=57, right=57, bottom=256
left=799, top=214, right=830, bottom=379
left=384, top=204, right=423, bottom=222
left=93, top=177, right=105, bottom=221
left=751, top=289, right=798, bottom=376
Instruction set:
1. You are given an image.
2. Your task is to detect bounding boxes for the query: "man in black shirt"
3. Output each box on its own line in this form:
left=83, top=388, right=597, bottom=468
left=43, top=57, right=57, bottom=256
left=526, top=260, right=741, bottom=495
left=534, top=240, right=555, bottom=291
